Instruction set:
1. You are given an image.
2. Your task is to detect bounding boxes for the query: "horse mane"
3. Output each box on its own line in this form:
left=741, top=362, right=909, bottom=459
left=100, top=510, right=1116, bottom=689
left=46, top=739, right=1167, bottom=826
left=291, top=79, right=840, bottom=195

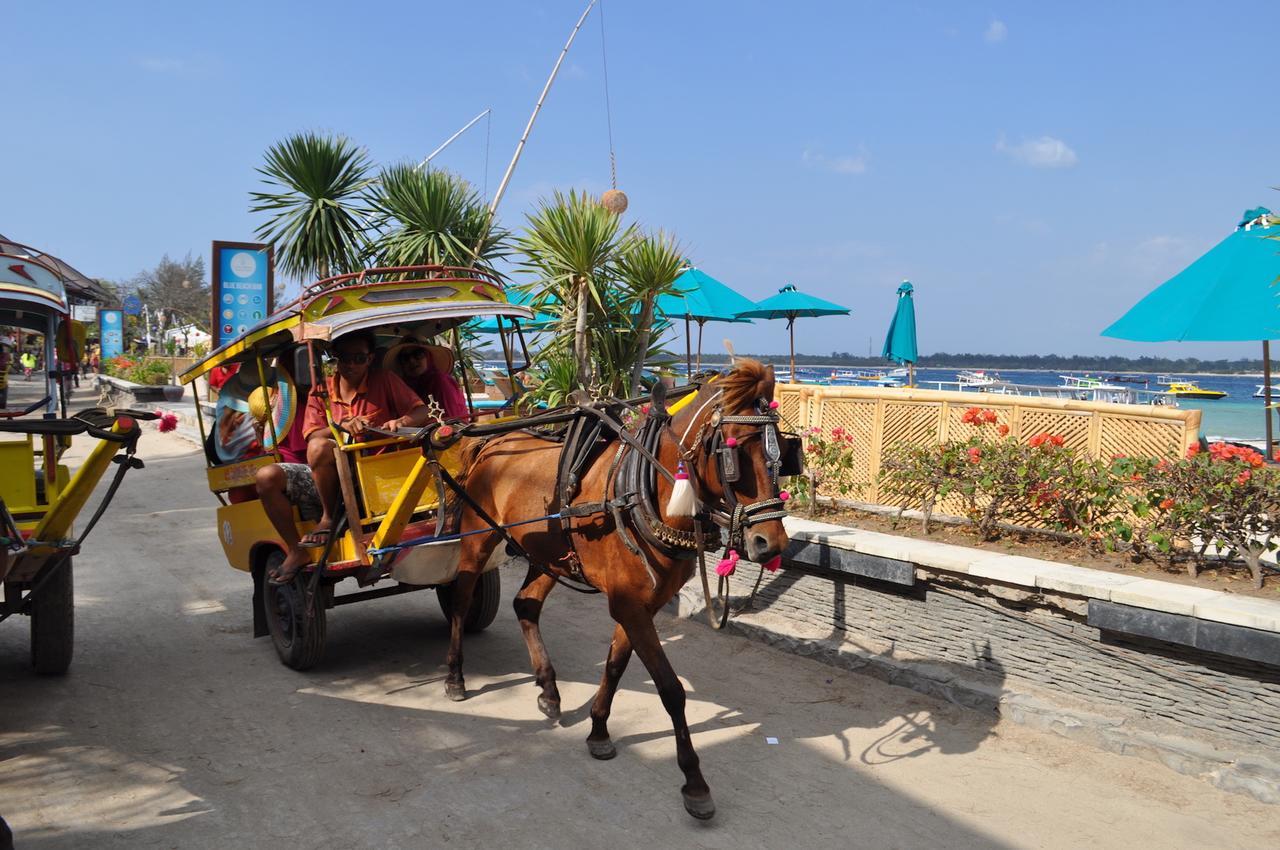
left=716, top=358, right=775, bottom=412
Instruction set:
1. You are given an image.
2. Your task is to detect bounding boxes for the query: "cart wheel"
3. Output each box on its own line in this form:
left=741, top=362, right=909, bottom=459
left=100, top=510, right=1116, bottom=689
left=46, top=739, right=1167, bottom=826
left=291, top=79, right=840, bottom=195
left=31, top=558, right=74, bottom=675
left=436, top=568, right=501, bottom=633
left=262, top=552, right=326, bottom=671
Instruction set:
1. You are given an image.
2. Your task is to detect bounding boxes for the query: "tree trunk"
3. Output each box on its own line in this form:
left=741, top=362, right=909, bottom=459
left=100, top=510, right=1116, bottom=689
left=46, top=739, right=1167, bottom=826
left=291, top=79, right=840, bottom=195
left=629, top=295, right=656, bottom=396
left=573, top=277, right=592, bottom=389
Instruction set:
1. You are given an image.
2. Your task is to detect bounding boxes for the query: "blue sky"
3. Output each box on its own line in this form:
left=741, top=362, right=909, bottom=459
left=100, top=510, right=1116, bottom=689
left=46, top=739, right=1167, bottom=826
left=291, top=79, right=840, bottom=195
left=5, top=1, right=1279, bottom=359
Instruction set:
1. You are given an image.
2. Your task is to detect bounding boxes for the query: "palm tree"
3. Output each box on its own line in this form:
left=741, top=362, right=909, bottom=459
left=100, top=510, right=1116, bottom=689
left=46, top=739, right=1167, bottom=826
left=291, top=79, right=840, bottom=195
left=250, top=132, right=374, bottom=283
left=517, top=190, right=631, bottom=387
left=364, top=164, right=509, bottom=273
left=616, top=230, right=685, bottom=394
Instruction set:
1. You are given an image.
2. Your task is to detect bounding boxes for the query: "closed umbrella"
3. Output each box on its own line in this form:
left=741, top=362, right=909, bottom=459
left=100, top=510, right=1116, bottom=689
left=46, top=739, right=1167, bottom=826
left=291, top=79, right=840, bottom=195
left=882, top=280, right=918, bottom=386
left=1102, top=207, right=1280, bottom=448
left=737, top=283, right=851, bottom=380
left=655, top=267, right=756, bottom=374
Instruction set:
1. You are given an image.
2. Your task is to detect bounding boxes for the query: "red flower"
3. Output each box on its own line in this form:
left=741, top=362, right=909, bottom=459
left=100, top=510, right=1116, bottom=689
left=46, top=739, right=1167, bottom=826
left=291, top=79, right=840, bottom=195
left=967, top=447, right=982, bottom=464
left=981, top=409, right=998, bottom=424
left=997, top=424, right=1010, bottom=437
left=1050, top=434, right=1065, bottom=447
left=1159, top=497, right=1176, bottom=510
left=1236, top=470, right=1252, bottom=485
left=1029, top=433, right=1046, bottom=448
left=1186, top=444, right=1201, bottom=459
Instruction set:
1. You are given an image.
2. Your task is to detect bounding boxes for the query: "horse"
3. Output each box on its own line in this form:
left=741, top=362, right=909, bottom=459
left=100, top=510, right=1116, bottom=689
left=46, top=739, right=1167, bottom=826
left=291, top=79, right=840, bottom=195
left=439, top=359, right=791, bottom=820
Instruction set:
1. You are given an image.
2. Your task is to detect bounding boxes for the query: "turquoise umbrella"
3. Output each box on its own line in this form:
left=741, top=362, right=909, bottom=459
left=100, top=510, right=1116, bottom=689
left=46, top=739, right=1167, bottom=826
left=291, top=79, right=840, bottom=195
left=882, top=280, right=918, bottom=386
left=1102, top=207, right=1280, bottom=446
left=737, top=283, right=851, bottom=379
left=655, top=267, right=756, bottom=373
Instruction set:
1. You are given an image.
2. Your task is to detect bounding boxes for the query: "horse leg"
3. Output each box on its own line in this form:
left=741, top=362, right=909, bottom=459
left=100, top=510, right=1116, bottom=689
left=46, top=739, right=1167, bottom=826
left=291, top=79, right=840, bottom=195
left=617, top=609, right=715, bottom=820
left=512, top=563, right=561, bottom=718
left=444, top=532, right=499, bottom=702
left=585, top=623, right=632, bottom=760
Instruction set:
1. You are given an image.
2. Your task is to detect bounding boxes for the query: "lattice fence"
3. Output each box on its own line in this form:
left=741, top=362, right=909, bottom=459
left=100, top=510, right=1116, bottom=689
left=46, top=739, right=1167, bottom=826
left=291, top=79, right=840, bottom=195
left=779, top=385, right=1201, bottom=507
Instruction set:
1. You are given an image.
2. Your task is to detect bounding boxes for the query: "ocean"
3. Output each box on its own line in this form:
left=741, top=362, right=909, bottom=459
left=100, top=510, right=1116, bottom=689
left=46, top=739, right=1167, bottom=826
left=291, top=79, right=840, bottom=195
left=795, top=367, right=1273, bottom=442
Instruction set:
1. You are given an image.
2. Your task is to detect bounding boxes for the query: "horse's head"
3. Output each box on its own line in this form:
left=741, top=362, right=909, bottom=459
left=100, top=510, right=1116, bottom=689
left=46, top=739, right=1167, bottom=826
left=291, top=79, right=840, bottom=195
left=673, top=359, right=794, bottom=564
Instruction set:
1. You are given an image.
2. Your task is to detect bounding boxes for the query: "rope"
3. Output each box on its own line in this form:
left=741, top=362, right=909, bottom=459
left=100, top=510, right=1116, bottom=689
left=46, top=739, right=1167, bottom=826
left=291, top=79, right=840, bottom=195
left=483, top=108, right=492, bottom=201
left=599, top=0, right=617, bottom=189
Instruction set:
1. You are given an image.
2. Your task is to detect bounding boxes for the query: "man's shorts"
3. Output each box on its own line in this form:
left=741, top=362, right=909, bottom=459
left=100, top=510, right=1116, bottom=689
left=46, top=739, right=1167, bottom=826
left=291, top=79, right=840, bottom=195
left=279, top=462, right=322, bottom=521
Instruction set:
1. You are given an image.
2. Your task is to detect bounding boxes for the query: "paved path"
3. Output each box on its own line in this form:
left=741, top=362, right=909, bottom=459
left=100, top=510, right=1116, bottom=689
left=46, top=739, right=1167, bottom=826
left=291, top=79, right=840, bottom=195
left=1, top=418, right=1277, bottom=849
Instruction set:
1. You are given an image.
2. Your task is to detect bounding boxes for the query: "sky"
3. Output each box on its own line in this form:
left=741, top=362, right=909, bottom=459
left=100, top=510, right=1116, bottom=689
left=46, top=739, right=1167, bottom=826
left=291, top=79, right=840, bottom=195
left=5, top=1, right=1280, bottom=360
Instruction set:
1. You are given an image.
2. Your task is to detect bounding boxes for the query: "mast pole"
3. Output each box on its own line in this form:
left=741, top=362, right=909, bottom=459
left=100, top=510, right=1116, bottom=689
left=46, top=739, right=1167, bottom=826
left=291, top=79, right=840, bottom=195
left=488, top=0, right=597, bottom=215
left=419, top=109, right=491, bottom=170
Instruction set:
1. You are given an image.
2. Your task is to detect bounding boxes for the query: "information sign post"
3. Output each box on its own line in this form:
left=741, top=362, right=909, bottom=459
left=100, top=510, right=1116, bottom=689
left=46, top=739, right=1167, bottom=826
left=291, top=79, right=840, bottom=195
left=210, top=241, right=274, bottom=349
left=100, top=309, right=124, bottom=361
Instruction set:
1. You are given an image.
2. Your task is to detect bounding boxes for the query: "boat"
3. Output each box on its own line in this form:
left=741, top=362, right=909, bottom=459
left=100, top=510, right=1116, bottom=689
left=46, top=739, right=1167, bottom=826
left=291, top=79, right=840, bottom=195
left=1156, top=375, right=1227, bottom=400
left=1058, top=375, right=1132, bottom=402
left=1254, top=385, right=1275, bottom=399
left=957, top=370, right=1001, bottom=388
left=830, top=368, right=903, bottom=388
left=1108, top=374, right=1150, bottom=384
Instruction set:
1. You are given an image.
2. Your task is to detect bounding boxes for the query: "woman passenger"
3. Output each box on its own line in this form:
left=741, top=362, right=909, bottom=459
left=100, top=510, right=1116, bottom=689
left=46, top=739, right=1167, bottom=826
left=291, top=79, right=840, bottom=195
left=382, top=337, right=468, bottom=420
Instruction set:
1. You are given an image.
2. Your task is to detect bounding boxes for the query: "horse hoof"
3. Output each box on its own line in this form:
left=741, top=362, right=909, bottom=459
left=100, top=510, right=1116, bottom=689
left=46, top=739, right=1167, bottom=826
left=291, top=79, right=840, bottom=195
left=587, top=738, right=617, bottom=760
left=682, top=791, right=716, bottom=820
left=537, top=695, right=561, bottom=719
left=445, top=682, right=467, bottom=702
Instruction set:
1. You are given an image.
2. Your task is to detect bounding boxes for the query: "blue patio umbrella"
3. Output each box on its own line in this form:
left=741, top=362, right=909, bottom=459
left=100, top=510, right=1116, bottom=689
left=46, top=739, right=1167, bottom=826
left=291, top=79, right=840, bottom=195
left=1102, top=207, right=1280, bottom=445
left=882, top=281, right=918, bottom=386
left=654, top=267, right=757, bottom=373
left=737, top=283, right=851, bottom=379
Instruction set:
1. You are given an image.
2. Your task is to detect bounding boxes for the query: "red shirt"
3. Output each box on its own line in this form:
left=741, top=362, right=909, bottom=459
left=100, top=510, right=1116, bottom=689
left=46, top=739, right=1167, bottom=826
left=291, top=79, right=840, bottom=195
left=302, top=369, right=425, bottom=441
left=403, top=365, right=469, bottom=420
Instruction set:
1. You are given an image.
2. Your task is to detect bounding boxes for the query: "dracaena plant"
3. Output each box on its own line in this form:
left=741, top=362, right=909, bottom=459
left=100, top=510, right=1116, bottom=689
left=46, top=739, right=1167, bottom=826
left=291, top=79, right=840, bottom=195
left=250, top=131, right=374, bottom=282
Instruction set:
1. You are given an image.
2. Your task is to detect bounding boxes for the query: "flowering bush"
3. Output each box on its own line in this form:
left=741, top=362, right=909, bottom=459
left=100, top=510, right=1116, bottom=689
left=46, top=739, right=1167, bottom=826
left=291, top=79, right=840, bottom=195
left=787, top=426, right=861, bottom=507
left=879, top=405, right=1277, bottom=587
left=105, top=355, right=173, bottom=386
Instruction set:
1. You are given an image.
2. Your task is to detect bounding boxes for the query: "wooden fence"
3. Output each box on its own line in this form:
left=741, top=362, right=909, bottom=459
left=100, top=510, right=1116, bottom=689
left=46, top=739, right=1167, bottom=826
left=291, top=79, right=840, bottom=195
left=776, top=384, right=1202, bottom=505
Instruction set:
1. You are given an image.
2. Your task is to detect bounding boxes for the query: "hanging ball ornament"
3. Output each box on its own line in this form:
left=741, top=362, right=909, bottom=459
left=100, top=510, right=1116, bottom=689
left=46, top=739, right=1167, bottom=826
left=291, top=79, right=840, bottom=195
left=600, top=189, right=629, bottom=216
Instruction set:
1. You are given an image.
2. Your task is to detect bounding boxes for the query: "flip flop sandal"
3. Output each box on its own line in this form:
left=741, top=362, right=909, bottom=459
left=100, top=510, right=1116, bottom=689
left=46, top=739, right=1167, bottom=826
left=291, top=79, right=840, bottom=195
left=298, top=528, right=332, bottom=549
left=267, top=559, right=305, bottom=587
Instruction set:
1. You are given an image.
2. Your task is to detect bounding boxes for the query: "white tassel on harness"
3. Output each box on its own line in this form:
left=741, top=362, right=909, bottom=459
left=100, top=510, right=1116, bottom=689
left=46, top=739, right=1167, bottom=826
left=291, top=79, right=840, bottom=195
left=666, top=460, right=698, bottom=517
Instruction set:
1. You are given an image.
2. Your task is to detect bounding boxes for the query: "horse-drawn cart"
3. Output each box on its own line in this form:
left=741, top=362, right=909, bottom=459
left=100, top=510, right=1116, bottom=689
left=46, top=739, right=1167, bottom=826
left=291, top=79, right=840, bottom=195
left=0, top=244, right=155, bottom=673
left=180, top=265, right=538, bottom=669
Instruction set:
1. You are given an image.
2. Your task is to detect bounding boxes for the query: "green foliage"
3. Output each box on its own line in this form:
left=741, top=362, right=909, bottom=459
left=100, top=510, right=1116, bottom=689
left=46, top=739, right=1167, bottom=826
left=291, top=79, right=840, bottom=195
left=878, top=406, right=1280, bottom=587
left=615, top=230, right=685, bottom=395
left=787, top=426, right=862, bottom=507
left=104, top=355, right=173, bottom=386
left=364, top=164, right=509, bottom=273
left=251, top=131, right=374, bottom=281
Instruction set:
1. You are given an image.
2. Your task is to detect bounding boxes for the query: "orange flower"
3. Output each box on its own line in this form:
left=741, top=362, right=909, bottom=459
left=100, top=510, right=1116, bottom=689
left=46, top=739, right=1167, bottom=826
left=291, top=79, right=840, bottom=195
left=1236, top=470, right=1253, bottom=485
left=1159, top=497, right=1175, bottom=510
left=997, top=424, right=1010, bottom=437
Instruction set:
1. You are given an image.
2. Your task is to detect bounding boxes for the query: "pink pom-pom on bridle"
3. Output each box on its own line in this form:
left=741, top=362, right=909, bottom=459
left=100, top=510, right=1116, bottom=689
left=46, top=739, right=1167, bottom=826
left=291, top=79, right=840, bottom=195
left=156, top=411, right=179, bottom=433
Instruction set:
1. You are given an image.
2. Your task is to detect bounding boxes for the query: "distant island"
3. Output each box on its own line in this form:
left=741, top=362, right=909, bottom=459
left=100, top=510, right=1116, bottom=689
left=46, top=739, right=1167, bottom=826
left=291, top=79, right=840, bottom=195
left=692, top=352, right=1269, bottom=374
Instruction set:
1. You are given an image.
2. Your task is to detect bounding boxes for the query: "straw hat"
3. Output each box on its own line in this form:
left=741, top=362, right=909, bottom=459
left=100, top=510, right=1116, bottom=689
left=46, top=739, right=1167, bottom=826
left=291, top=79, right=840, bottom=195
left=383, top=338, right=454, bottom=375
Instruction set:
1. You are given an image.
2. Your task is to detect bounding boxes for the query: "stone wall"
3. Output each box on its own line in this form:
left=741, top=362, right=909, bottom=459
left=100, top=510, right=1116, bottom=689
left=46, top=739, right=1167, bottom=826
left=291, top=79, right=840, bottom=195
left=732, top=565, right=1280, bottom=754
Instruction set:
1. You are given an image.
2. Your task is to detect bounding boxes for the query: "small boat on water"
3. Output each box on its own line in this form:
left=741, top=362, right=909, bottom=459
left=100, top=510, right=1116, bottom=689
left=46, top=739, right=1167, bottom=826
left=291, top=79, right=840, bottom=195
left=1254, top=385, right=1276, bottom=399
left=1059, top=374, right=1129, bottom=401
left=830, top=368, right=903, bottom=387
left=957, top=369, right=1002, bottom=388
left=1156, top=375, right=1227, bottom=400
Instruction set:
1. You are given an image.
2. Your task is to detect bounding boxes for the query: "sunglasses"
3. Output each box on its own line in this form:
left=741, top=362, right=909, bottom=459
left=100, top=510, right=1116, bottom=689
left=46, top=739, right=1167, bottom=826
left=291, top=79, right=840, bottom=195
left=335, top=351, right=372, bottom=365
left=399, top=349, right=430, bottom=363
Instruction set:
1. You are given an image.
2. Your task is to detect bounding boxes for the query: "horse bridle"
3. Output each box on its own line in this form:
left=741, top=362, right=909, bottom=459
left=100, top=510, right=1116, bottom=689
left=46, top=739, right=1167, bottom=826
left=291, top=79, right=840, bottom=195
left=678, top=394, right=799, bottom=554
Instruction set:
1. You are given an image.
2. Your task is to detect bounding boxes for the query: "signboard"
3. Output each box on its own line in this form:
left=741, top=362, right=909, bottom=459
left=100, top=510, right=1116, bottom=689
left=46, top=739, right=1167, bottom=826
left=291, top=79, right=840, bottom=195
left=211, top=241, right=273, bottom=348
left=122, top=294, right=142, bottom=316
left=100, top=309, right=124, bottom=360
left=71, top=304, right=98, bottom=323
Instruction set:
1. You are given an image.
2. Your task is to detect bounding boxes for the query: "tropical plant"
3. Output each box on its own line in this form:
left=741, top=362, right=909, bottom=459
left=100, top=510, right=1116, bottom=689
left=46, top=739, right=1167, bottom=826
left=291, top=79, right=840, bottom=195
left=615, top=230, right=685, bottom=395
left=250, top=131, right=374, bottom=282
left=517, top=190, right=632, bottom=386
left=365, top=164, right=509, bottom=274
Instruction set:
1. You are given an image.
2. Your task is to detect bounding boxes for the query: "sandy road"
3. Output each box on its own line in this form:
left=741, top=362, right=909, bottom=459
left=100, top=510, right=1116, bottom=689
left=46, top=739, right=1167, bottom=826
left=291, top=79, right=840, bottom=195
left=1, top=424, right=1277, bottom=849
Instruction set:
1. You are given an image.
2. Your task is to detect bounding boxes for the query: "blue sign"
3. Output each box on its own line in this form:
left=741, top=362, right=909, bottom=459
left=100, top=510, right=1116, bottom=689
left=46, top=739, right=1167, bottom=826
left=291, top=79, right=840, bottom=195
left=212, top=242, right=273, bottom=348
left=122, top=295, right=142, bottom=316
left=100, top=309, right=124, bottom=361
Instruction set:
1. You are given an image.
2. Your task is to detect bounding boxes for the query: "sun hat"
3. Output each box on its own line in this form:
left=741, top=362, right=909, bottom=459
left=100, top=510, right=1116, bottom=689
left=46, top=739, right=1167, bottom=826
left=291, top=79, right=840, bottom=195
left=382, top=338, right=454, bottom=376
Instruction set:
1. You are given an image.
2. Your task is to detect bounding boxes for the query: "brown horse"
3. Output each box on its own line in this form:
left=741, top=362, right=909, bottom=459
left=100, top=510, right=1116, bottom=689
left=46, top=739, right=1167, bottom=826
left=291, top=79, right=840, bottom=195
left=441, top=359, right=790, bottom=819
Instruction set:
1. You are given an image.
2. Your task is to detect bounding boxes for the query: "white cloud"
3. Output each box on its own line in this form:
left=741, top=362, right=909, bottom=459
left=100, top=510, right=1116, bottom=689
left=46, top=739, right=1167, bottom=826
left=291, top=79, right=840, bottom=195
left=996, top=135, right=1078, bottom=169
left=802, top=148, right=868, bottom=175
left=984, top=20, right=1007, bottom=43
